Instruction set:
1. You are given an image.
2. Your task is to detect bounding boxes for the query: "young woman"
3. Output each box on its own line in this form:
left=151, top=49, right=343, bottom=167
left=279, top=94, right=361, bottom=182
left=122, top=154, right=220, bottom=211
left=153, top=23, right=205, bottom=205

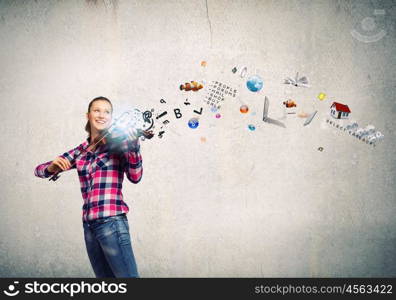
left=34, top=96, right=143, bottom=278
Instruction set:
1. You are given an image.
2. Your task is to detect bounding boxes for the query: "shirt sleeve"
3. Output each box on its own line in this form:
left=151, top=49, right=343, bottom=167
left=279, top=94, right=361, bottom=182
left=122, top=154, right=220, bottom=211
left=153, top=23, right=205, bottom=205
left=118, top=138, right=143, bottom=184
left=34, top=144, right=83, bottom=179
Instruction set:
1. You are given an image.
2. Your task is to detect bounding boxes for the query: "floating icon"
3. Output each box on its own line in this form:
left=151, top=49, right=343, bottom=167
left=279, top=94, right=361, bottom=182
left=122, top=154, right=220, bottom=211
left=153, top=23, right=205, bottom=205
left=240, top=66, right=247, bottom=78
left=210, top=106, right=218, bottom=113
left=326, top=118, right=384, bottom=146
left=246, top=75, right=263, bottom=92
left=180, top=81, right=204, bottom=92
left=304, top=110, right=317, bottom=126
left=194, top=107, right=203, bottom=115
left=240, top=105, right=249, bottom=113
left=158, top=131, right=165, bottom=138
left=318, top=93, right=326, bottom=101
left=142, top=110, right=154, bottom=130
left=156, top=111, right=168, bottom=119
left=263, top=96, right=286, bottom=128
left=188, top=118, right=199, bottom=129
left=248, top=124, right=256, bottom=131
left=298, top=112, right=309, bottom=118
left=283, top=99, right=297, bottom=108
left=283, top=72, right=309, bottom=87
left=330, top=102, right=351, bottom=119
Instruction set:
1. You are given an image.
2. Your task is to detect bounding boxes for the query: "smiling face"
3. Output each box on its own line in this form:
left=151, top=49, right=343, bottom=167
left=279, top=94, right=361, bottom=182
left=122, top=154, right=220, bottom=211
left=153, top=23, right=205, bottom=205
left=86, top=100, right=113, bottom=136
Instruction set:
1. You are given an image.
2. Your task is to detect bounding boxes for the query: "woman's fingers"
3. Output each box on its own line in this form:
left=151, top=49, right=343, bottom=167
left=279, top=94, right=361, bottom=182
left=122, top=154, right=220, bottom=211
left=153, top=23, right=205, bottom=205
left=49, top=163, right=61, bottom=173
left=62, top=158, right=71, bottom=170
left=57, top=159, right=67, bottom=171
left=54, top=161, right=64, bottom=171
left=64, top=158, right=71, bottom=169
left=55, top=157, right=70, bottom=171
left=59, top=158, right=67, bottom=170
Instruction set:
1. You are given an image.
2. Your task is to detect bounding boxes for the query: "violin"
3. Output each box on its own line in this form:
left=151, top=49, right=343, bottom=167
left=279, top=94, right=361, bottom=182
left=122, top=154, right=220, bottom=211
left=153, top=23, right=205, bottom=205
left=89, top=128, right=154, bottom=152
left=49, top=129, right=153, bottom=182
left=49, top=109, right=154, bottom=181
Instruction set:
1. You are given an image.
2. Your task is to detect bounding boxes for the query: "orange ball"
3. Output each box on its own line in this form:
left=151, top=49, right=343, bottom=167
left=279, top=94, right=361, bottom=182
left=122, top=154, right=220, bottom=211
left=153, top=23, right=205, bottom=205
left=240, top=105, right=249, bottom=113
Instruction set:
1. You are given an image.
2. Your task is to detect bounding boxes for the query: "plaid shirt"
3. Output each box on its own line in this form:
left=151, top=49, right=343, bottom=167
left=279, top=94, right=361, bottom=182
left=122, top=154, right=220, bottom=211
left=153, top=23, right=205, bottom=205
left=34, top=137, right=143, bottom=222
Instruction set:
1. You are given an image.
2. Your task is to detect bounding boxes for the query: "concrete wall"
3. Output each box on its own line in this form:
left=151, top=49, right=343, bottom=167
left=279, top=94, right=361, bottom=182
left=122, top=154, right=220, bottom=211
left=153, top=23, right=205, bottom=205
left=0, top=0, right=395, bottom=277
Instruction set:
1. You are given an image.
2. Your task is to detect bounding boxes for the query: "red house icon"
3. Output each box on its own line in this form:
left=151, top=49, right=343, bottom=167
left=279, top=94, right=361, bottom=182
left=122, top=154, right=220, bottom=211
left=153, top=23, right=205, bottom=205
left=330, top=102, right=351, bottom=119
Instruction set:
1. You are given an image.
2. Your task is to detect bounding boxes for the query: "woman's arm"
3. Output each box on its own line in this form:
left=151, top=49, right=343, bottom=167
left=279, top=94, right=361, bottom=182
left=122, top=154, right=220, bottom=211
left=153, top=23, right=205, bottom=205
left=119, top=139, right=143, bottom=184
left=34, top=160, right=56, bottom=178
left=34, top=144, right=82, bottom=179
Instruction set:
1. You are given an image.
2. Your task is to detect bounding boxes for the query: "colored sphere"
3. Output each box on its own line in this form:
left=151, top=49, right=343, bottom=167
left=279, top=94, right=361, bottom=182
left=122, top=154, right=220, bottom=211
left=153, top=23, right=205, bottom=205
left=246, top=75, right=263, bottom=92
left=248, top=124, right=256, bottom=131
left=188, top=118, right=199, bottom=129
left=240, top=105, right=249, bottom=113
left=318, top=93, right=326, bottom=101
left=215, top=113, right=221, bottom=119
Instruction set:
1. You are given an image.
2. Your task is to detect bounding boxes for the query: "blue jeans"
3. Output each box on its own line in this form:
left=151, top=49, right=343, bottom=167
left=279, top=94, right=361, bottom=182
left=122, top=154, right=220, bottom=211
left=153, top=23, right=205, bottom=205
left=83, top=214, right=139, bottom=278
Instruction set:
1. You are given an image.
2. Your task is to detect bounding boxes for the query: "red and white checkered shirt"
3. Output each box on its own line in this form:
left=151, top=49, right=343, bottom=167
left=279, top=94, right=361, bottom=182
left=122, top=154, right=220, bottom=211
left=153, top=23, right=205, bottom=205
left=34, top=138, right=143, bottom=222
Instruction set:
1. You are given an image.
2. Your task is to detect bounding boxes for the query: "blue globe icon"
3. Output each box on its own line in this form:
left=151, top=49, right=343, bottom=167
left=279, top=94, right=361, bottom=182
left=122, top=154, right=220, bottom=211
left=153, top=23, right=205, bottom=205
left=188, top=118, right=199, bottom=129
left=246, top=75, right=263, bottom=92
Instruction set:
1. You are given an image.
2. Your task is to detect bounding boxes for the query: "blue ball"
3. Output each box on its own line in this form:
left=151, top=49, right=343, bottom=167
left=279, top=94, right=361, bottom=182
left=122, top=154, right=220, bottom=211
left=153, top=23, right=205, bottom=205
left=246, top=75, right=263, bottom=92
left=188, top=118, right=199, bottom=129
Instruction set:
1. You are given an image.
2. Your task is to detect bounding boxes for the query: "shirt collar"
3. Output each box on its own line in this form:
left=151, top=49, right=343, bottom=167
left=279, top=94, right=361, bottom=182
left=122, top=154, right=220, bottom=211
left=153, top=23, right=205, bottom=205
left=83, top=136, right=108, bottom=153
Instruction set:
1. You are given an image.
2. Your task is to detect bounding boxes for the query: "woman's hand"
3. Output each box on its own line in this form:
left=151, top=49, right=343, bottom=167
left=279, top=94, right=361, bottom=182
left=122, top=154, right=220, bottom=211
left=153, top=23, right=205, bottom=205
left=139, top=129, right=154, bottom=139
left=48, top=157, right=71, bottom=173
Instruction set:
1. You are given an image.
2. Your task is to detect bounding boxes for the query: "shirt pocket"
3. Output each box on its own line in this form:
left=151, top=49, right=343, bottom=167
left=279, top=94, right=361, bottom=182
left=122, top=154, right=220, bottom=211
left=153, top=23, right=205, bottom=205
left=91, top=152, right=111, bottom=172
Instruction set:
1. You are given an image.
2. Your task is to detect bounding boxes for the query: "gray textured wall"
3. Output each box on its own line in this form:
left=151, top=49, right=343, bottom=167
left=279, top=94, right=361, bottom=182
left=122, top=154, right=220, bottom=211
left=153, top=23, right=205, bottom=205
left=0, top=0, right=395, bottom=277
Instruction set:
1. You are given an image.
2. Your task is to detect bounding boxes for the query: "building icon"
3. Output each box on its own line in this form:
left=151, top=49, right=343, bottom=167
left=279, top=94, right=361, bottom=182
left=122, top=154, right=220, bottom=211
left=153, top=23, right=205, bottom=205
left=330, top=102, right=351, bottom=119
